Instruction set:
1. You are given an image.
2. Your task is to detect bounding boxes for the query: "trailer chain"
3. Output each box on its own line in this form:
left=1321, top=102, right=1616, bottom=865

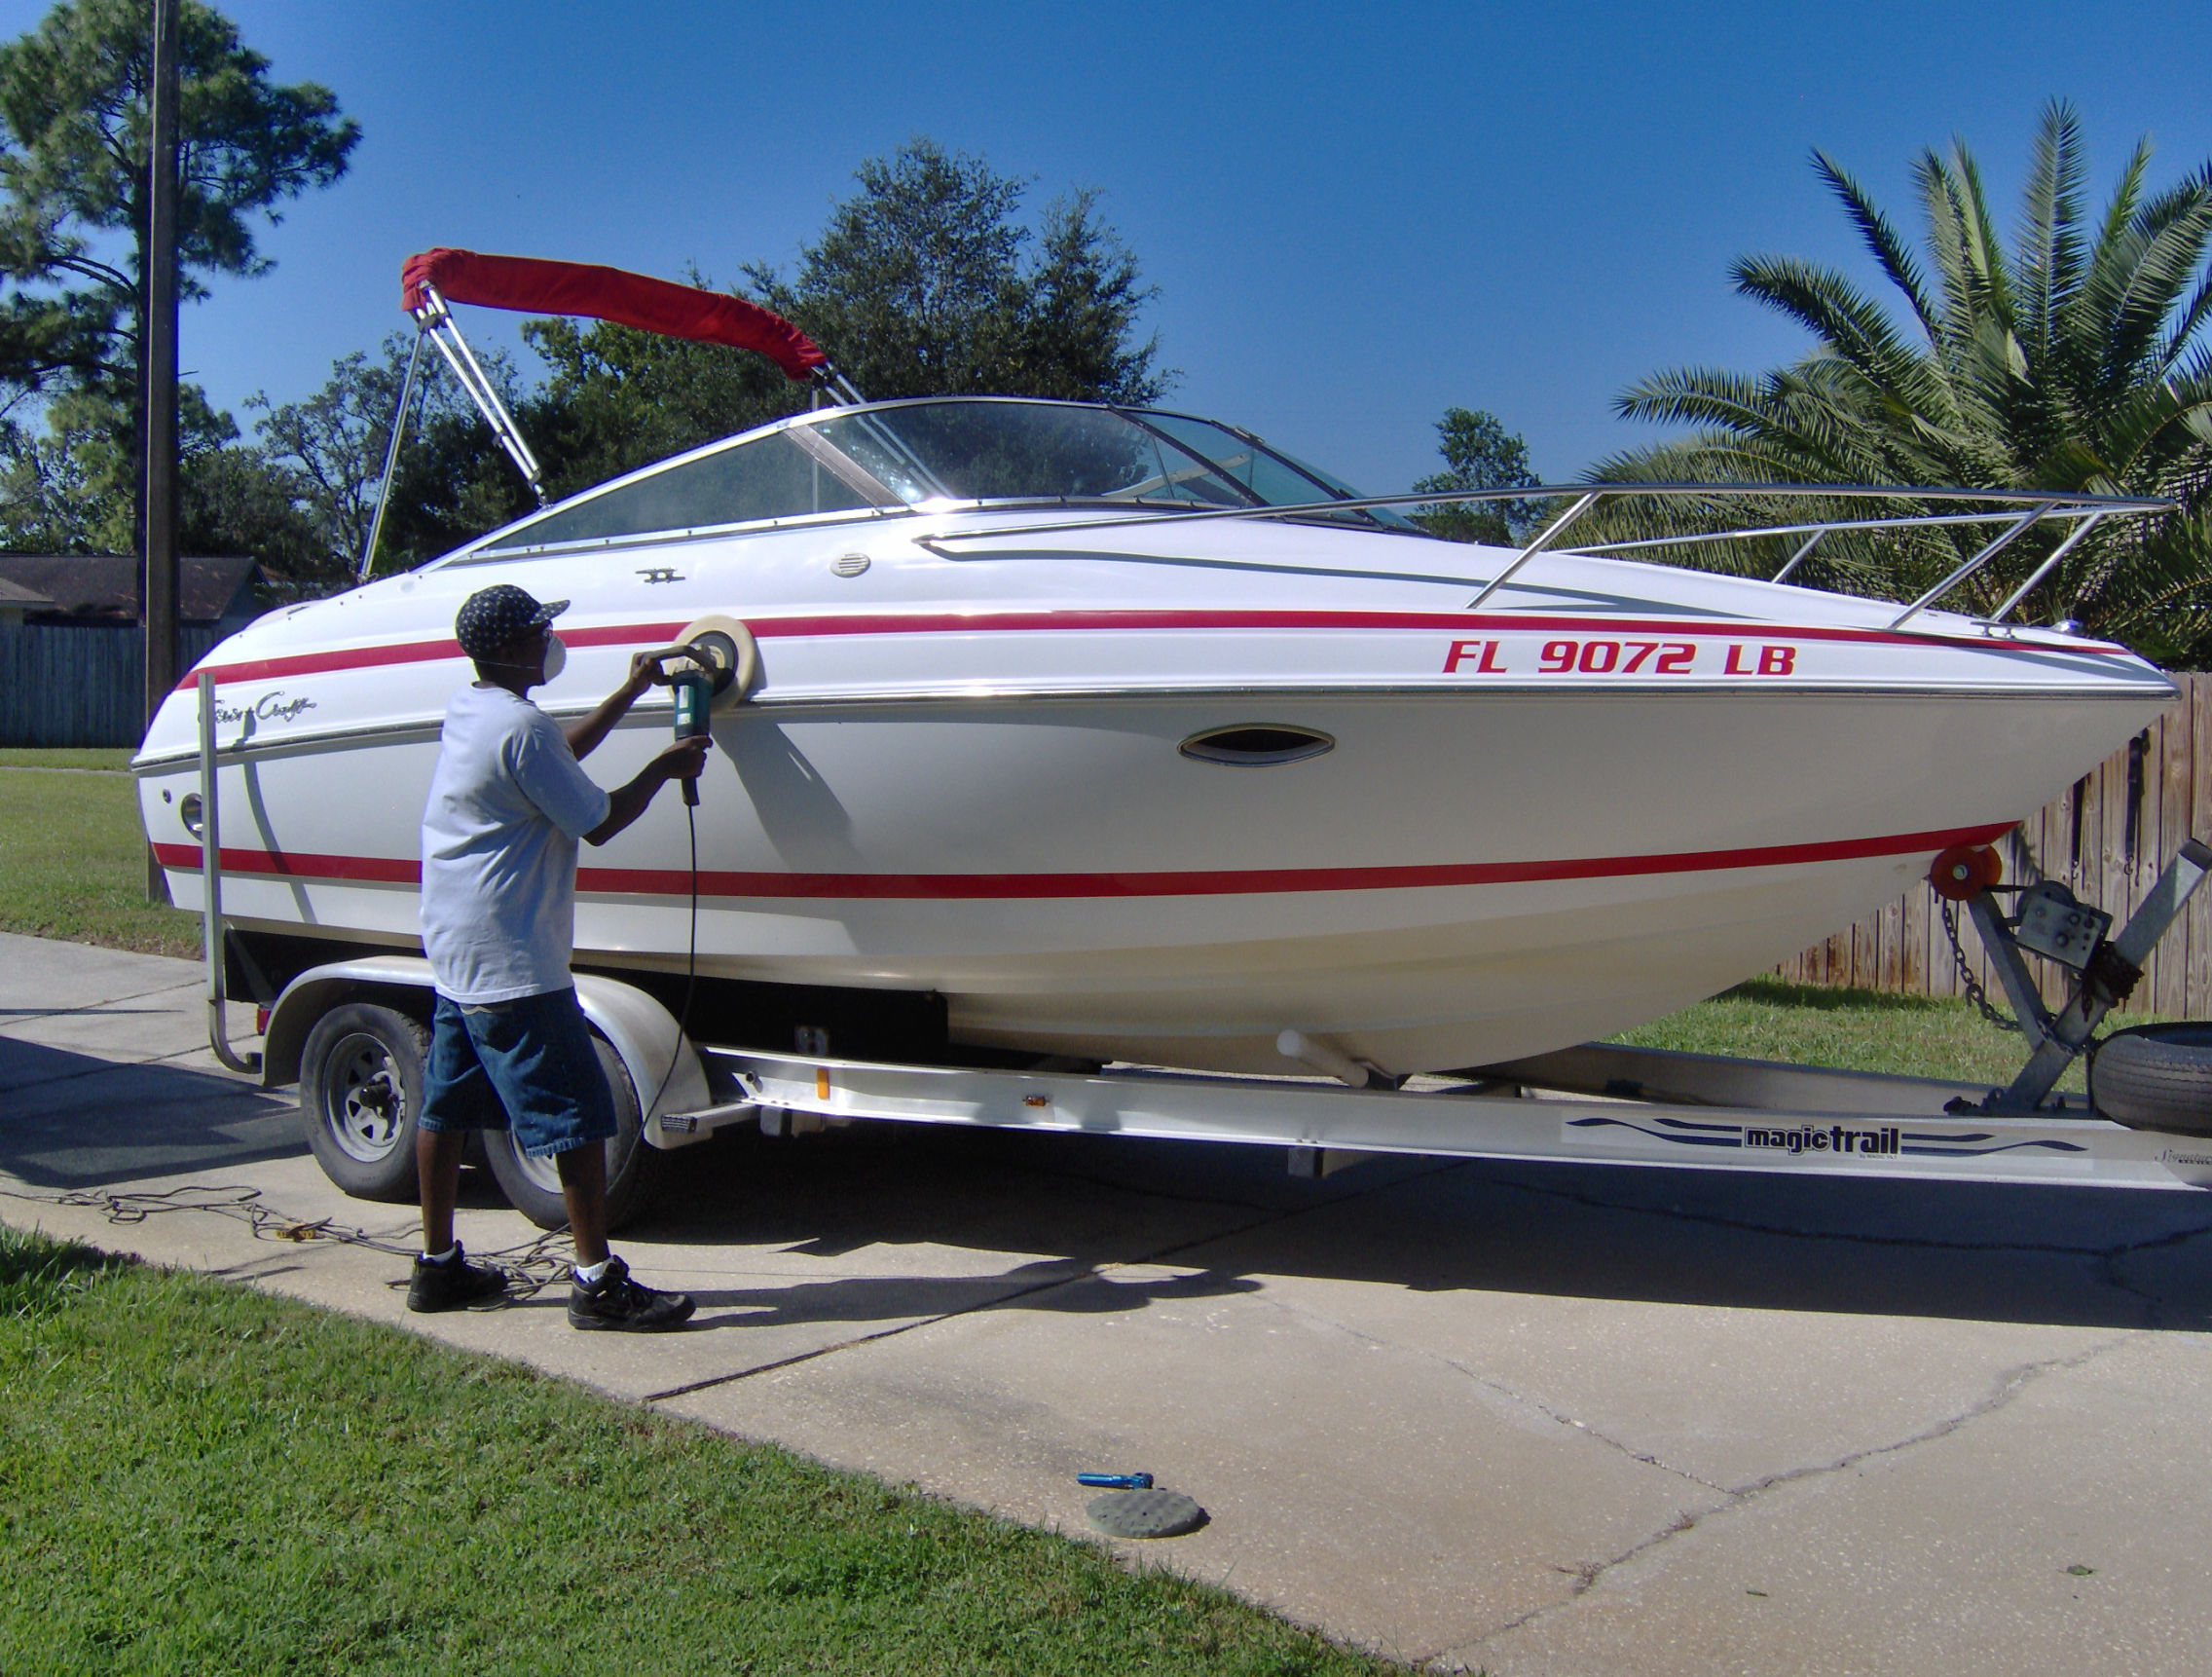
left=1938, top=893, right=2019, bottom=1034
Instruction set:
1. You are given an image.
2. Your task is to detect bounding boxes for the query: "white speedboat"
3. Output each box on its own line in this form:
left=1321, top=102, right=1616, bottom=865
left=133, top=259, right=2177, bottom=1078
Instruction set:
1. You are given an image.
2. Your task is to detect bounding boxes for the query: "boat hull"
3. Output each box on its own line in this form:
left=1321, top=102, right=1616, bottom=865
left=142, top=680, right=2162, bottom=1075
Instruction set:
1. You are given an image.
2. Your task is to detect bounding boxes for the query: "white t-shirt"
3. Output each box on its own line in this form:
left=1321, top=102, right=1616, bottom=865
left=419, top=684, right=612, bottom=1004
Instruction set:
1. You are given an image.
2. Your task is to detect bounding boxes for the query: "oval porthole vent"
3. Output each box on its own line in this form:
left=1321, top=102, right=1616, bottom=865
left=1179, top=725, right=1336, bottom=766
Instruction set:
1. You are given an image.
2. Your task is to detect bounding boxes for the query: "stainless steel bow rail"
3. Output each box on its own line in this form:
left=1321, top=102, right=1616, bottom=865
left=920, top=481, right=2174, bottom=632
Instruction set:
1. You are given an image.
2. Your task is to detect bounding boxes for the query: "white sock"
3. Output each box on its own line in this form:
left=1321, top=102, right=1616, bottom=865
left=574, top=1257, right=612, bottom=1286
left=422, top=1245, right=459, bottom=1265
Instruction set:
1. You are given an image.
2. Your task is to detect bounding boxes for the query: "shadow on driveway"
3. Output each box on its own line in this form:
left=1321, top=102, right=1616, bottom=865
left=8, top=1026, right=2211, bottom=1335
left=0, top=1035, right=300, bottom=1190
left=638, top=1122, right=2212, bottom=1335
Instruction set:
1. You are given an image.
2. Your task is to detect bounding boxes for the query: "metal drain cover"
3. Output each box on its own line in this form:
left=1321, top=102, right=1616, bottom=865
left=1087, top=1488, right=1207, bottom=1539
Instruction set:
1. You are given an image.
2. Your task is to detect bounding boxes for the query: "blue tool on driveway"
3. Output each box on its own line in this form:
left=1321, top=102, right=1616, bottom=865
left=1077, top=1472, right=1153, bottom=1490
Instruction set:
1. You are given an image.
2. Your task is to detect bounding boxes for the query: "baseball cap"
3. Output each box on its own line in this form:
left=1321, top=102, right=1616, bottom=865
left=455, top=584, right=569, bottom=660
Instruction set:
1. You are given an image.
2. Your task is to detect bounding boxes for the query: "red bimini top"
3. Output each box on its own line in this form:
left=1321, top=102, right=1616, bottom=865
left=400, top=247, right=828, bottom=382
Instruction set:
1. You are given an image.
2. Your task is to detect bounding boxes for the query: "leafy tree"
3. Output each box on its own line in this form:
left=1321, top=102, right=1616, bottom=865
left=246, top=330, right=495, bottom=586
left=1411, top=406, right=1543, bottom=544
left=0, top=0, right=358, bottom=401
left=0, top=380, right=212, bottom=550
left=0, top=407, right=101, bottom=549
left=523, top=301, right=790, bottom=504
left=757, top=139, right=1168, bottom=408
left=0, top=0, right=357, bottom=588
left=0, top=378, right=323, bottom=593
left=178, top=426, right=322, bottom=595
left=1593, top=100, right=2212, bottom=663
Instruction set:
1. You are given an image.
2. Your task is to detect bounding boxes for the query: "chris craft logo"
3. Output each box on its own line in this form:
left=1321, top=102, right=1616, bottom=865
left=213, top=690, right=317, bottom=726
left=1564, top=1112, right=2086, bottom=1161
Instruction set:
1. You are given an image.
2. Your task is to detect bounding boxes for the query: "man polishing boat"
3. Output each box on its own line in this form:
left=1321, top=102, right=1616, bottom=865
left=406, top=582, right=710, bottom=1329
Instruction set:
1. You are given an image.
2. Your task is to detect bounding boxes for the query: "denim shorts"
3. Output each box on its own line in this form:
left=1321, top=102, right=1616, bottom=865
left=419, top=988, right=617, bottom=1159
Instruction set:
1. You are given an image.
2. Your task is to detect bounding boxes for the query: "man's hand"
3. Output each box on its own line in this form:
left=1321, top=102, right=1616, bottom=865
left=625, top=650, right=670, bottom=694
left=653, top=735, right=713, bottom=783
left=586, top=735, right=716, bottom=846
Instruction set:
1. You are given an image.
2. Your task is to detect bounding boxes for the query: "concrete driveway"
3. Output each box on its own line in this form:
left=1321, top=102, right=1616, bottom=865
left=6, top=927, right=2212, bottom=1674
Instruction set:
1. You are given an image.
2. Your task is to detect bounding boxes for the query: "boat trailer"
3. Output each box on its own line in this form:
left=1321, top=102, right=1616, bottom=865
left=685, top=1032, right=2212, bottom=1193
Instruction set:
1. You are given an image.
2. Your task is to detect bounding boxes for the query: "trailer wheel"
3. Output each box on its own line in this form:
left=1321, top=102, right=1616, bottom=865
left=481, top=1035, right=664, bottom=1233
left=2090, top=1024, right=2212, bottom=1136
left=299, top=1003, right=429, bottom=1202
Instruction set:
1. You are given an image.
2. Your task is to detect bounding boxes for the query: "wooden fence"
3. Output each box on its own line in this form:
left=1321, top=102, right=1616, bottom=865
left=0, top=622, right=223, bottom=748
left=1778, top=673, right=2212, bottom=1018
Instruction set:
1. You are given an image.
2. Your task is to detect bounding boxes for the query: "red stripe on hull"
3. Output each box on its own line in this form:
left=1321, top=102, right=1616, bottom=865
left=153, top=842, right=420, bottom=883
left=174, top=621, right=685, bottom=691
left=152, top=822, right=2009, bottom=900
left=176, top=608, right=2127, bottom=690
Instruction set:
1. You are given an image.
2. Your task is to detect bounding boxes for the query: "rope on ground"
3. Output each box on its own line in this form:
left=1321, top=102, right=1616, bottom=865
left=0, top=1183, right=577, bottom=1300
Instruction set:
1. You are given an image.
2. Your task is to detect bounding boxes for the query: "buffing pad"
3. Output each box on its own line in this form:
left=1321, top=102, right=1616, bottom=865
left=1086, top=1488, right=1207, bottom=1539
left=676, top=613, right=759, bottom=708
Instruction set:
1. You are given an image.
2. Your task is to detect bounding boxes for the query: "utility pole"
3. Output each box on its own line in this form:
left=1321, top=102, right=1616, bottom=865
left=142, top=0, right=181, bottom=902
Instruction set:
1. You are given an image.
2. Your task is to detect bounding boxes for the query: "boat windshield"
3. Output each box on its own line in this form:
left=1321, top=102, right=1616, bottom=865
left=1126, top=410, right=1419, bottom=531
left=475, top=397, right=1408, bottom=554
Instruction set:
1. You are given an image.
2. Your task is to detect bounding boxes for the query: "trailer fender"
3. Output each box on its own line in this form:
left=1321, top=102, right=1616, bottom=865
left=262, top=958, right=714, bottom=1149
left=263, top=955, right=443, bottom=1090
left=570, top=974, right=713, bottom=1147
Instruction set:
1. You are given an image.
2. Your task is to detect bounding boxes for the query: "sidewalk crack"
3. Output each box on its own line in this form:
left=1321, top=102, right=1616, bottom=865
left=1432, top=1333, right=2134, bottom=1665
left=1250, top=1289, right=1735, bottom=1495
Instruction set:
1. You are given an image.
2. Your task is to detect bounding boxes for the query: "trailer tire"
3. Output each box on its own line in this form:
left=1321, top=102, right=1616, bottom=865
left=481, top=1035, right=664, bottom=1233
left=299, top=1003, right=429, bottom=1202
left=2090, top=1024, right=2212, bottom=1135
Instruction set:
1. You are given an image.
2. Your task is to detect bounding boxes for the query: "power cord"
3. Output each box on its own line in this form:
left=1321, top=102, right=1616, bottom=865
left=648, top=795, right=700, bottom=1119
left=0, top=1183, right=580, bottom=1301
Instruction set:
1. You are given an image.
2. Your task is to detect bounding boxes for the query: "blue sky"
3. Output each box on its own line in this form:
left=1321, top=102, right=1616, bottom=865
left=7, top=0, right=2209, bottom=493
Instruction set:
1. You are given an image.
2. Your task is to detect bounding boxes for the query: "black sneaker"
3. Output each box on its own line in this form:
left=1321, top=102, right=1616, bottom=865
left=406, top=1244, right=510, bottom=1313
left=567, top=1255, right=695, bottom=1332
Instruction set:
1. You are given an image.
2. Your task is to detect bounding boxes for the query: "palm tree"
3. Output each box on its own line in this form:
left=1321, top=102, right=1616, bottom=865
left=1592, top=101, right=2212, bottom=663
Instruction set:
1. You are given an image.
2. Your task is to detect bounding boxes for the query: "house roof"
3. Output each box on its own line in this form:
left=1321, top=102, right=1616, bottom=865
left=0, top=555, right=258, bottom=625
left=0, top=576, right=53, bottom=609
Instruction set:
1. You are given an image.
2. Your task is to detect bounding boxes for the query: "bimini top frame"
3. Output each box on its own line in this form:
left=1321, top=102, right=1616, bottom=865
left=358, top=247, right=863, bottom=581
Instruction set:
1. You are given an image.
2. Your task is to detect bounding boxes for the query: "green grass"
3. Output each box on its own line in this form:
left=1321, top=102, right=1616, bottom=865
left=0, top=1222, right=1402, bottom=1677
left=1614, top=973, right=2092, bottom=1091
left=0, top=753, right=200, bottom=957
left=0, top=747, right=134, bottom=770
